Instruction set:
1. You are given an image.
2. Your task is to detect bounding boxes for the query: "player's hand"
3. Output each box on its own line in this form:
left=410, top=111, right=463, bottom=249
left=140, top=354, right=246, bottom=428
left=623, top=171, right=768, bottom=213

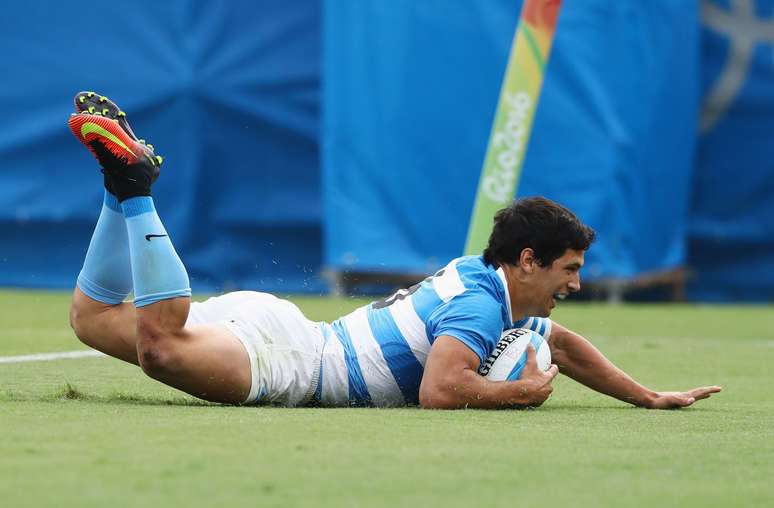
left=518, top=344, right=559, bottom=407
left=645, top=386, right=722, bottom=409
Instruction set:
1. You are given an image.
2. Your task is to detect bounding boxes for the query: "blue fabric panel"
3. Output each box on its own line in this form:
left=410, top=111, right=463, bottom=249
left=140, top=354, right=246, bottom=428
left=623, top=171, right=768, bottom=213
left=518, top=1, right=700, bottom=279
left=323, top=0, right=700, bottom=281
left=0, top=0, right=324, bottom=293
left=688, top=0, right=774, bottom=301
left=4, top=0, right=771, bottom=302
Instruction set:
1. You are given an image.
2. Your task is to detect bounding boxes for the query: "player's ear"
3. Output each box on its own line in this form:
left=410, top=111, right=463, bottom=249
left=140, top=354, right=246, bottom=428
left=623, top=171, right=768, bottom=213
left=519, top=248, right=537, bottom=273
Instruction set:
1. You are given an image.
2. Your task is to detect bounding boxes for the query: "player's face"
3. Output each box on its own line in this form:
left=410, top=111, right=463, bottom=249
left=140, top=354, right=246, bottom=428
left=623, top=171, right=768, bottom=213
left=532, top=249, right=584, bottom=317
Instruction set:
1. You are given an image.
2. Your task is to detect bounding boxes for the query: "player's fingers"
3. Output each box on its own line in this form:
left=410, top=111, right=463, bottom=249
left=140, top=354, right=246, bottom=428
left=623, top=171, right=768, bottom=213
left=689, top=386, right=721, bottom=397
left=689, top=386, right=722, bottom=400
left=662, top=395, right=694, bottom=408
left=531, top=385, right=553, bottom=407
left=544, top=364, right=559, bottom=381
left=524, top=344, right=537, bottom=366
left=689, top=391, right=711, bottom=401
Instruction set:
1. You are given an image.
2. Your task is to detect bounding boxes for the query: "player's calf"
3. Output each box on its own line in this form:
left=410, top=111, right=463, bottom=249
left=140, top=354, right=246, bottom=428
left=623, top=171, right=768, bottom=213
left=69, top=287, right=140, bottom=365
left=69, top=292, right=111, bottom=346
left=69, top=290, right=95, bottom=339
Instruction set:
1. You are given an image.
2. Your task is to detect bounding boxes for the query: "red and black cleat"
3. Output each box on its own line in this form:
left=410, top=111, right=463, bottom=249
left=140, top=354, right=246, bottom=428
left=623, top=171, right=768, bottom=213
left=73, top=91, right=140, bottom=140
left=68, top=91, right=163, bottom=201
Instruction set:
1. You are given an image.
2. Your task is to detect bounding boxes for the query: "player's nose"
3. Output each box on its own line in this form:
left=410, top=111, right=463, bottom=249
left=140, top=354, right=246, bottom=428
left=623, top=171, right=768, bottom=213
left=568, top=273, right=581, bottom=292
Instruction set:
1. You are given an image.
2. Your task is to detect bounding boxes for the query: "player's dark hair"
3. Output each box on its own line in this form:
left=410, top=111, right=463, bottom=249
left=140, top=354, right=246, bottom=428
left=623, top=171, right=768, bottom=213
left=482, top=196, right=595, bottom=267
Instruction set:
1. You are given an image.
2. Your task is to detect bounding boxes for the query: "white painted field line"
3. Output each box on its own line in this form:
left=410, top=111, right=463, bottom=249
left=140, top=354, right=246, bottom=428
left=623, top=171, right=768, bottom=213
left=0, top=350, right=105, bottom=364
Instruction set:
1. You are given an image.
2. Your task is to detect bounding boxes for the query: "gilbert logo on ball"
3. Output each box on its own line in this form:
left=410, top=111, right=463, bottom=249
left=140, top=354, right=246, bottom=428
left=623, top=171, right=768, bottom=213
left=479, top=328, right=551, bottom=381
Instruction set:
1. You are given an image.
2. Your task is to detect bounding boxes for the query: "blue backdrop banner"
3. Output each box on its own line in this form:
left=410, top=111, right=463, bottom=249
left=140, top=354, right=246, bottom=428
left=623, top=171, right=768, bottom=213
left=688, top=0, right=774, bottom=301
left=0, top=0, right=324, bottom=294
left=323, top=0, right=700, bottom=281
left=3, top=0, right=772, bottom=301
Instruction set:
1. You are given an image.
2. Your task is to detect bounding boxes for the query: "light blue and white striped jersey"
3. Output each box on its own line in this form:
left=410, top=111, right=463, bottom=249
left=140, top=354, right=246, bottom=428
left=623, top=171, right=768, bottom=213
left=315, top=255, right=552, bottom=407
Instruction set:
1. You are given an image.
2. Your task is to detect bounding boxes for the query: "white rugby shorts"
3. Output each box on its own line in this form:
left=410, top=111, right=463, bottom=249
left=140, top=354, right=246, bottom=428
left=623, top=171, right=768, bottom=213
left=186, top=291, right=324, bottom=406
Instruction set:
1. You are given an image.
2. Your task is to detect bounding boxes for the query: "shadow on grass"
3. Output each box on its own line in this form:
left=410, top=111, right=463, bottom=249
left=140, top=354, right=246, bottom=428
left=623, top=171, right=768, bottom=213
left=543, top=401, right=726, bottom=413
left=0, top=383, right=214, bottom=407
left=0, top=385, right=726, bottom=413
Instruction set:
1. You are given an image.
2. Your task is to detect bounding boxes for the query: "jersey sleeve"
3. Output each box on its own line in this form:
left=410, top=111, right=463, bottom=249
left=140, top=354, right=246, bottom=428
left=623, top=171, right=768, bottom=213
left=513, top=316, right=553, bottom=340
left=426, top=291, right=505, bottom=364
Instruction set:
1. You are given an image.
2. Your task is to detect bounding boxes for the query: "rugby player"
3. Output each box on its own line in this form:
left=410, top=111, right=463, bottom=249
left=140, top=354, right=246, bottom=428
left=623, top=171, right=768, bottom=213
left=67, top=92, right=721, bottom=409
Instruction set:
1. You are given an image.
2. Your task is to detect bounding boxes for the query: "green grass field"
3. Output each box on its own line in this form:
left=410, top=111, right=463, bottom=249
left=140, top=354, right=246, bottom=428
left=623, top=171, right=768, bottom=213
left=1, top=289, right=772, bottom=507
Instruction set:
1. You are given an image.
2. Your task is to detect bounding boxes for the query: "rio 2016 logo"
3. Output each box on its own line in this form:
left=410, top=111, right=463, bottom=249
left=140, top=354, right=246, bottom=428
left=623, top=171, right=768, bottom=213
left=482, top=91, right=533, bottom=204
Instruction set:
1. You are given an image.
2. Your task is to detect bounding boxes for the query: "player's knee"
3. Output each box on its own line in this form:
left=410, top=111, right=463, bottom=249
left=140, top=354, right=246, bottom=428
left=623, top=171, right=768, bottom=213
left=69, top=300, right=92, bottom=343
left=136, top=318, right=181, bottom=378
left=137, top=337, right=180, bottom=379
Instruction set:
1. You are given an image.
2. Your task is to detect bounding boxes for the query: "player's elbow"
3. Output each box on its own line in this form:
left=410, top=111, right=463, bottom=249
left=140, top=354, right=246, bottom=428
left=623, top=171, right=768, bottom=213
left=547, top=328, right=572, bottom=371
left=419, top=389, right=457, bottom=409
left=419, top=378, right=464, bottom=409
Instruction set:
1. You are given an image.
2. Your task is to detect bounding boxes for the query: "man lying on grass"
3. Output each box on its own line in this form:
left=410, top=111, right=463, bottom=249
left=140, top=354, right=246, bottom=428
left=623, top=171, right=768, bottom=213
left=67, top=92, right=721, bottom=409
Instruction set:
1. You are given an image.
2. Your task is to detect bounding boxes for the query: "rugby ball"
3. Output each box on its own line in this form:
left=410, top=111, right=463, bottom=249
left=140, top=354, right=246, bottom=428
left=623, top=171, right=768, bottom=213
left=478, top=328, right=551, bottom=381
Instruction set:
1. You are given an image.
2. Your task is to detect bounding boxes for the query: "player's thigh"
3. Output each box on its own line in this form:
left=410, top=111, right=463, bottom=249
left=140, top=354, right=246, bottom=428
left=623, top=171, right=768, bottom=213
left=247, top=295, right=324, bottom=404
left=189, top=291, right=324, bottom=405
left=189, top=291, right=319, bottom=350
left=180, top=321, right=252, bottom=388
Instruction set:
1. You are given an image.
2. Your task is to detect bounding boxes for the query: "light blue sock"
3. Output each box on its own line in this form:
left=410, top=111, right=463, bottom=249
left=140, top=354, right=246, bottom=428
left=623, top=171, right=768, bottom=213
left=122, top=196, right=191, bottom=307
left=77, top=191, right=133, bottom=304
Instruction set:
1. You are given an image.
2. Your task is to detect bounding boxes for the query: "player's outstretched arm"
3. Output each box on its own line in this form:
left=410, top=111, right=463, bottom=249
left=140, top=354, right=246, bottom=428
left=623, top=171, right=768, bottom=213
left=419, top=336, right=558, bottom=409
left=548, top=322, right=722, bottom=409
